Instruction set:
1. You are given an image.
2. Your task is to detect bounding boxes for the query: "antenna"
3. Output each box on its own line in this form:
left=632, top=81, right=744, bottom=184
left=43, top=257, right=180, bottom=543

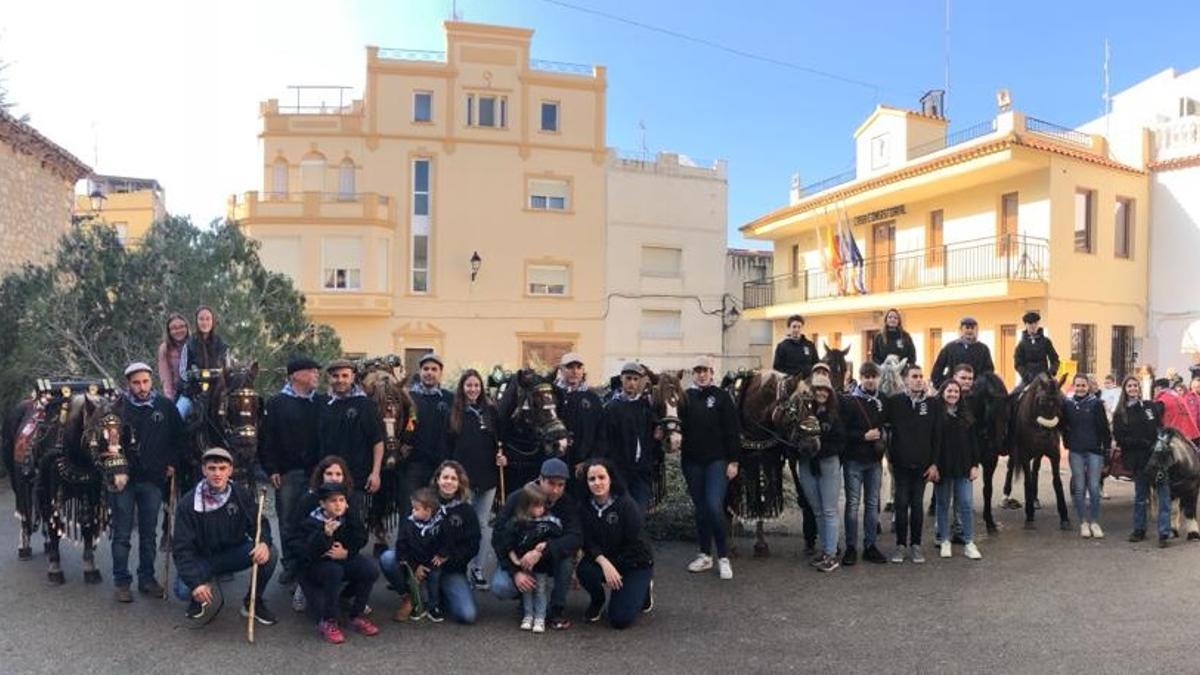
left=450, top=0, right=462, bottom=20
left=1103, top=39, right=1111, bottom=139
left=944, top=0, right=951, bottom=114
left=91, top=120, right=99, bottom=170
left=638, top=119, right=648, bottom=161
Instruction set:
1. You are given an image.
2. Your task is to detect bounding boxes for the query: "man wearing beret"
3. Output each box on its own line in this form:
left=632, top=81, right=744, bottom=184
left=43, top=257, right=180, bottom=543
left=931, top=317, right=995, bottom=388
left=318, top=360, right=385, bottom=514
left=1012, top=310, right=1060, bottom=396
left=405, top=352, right=455, bottom=514
left=261, top=356, right=328, bottom=588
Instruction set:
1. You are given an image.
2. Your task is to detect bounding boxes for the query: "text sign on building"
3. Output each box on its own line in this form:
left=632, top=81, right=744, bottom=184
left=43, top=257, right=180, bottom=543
left=853, top=205, right=906, bottom=226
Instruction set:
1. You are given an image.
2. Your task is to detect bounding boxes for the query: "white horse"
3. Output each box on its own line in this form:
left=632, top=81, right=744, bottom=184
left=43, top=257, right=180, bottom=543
left=877, top=356, right=907, bottom=512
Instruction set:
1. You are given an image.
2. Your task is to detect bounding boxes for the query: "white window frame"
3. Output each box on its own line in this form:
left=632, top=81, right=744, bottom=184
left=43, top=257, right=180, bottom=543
left=527, top=264, right=569, bottom=297
left=338, top=160, right=355, bottom=200
left=413, top=91, right=433, bottom=123
left=466, top=93, right=508, bottom=128
left=270, top=160, right=288, bottom=198
left=640, top=309, right=683, bottom=340
left=411, top=158, right=432, bottom=294
left=528, top=179, right=569, bottom=211
left=640, top=245, right=683, bottom=278
left=322, top=237, right=363, bottom=291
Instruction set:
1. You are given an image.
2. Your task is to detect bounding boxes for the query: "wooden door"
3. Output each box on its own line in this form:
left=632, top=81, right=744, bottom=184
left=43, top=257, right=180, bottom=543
left=871, top=221, right=895, bottom=292
left=999, top=324, right=1017, bottom=385
left=521, top=341, right=574, bottom=370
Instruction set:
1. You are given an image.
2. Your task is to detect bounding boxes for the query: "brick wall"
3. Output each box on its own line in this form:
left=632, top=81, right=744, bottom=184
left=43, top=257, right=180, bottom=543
left=0, top=142, right=76, bottom=276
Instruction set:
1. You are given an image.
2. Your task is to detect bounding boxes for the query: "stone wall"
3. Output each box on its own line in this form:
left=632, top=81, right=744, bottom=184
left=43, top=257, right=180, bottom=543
left=0, top=141, right=76, bottom=276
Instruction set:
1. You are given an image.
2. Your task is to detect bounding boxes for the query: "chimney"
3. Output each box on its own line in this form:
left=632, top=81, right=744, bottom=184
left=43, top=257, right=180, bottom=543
left=920, top=90, right=946, bottom=118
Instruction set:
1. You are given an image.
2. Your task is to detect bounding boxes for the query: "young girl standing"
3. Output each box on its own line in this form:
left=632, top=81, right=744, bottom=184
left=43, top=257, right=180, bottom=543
left=934, top=381, right=982, bottom=560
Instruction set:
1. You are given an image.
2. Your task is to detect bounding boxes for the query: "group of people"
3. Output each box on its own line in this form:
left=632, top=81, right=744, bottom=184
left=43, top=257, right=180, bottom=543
left=91, top=304, right=1195, bottom=643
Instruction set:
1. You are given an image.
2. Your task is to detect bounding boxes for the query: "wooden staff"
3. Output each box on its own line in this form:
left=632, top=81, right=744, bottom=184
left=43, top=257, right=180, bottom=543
left=497, top=442, right=507, bottom=506
left=247, top=488, right=266, bottom=644
left=161, top=473, right=176, bottom=598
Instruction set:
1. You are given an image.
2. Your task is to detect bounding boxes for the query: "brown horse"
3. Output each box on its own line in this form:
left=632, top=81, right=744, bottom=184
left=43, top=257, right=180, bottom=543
left=357, top=355, right=416, bottom=546
left=821, top=344, right=851, bottom=393
left=3, top=380, right=129, bottom=584
left=642, top=366, right=686, bottom=508
left=178, top=362, right=261, bottom=490
left=1011, top=373, right=1070, bottom=529
left=497, top=369, right=572, bottom=489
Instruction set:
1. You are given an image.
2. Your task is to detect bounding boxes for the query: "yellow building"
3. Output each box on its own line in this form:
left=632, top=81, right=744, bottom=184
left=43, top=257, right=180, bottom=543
left=74, top=174, right=167, bottom=246
left=229, top=21, right=608, bottom=374
left=741, top=98, right=1149, bottom=384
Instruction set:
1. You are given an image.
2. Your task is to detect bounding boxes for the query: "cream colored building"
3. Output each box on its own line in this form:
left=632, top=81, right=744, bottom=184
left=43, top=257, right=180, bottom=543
left=604, top=150, right=728, bottom=374
left=230, top=21, right=609, bottom=374
left=74, top=174, right=167, bottom=246
left=0, top=109, right=91, bottom=275
left=724, top=248, right=774, bottom=371
left=742, top=95, right=1149, bottom=385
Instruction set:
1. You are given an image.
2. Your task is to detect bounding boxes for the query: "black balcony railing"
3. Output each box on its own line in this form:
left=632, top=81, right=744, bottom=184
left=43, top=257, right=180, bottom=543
left=1026, top=117, right=1093, bottom=147
left=743, top=234, right=1049, bottom=310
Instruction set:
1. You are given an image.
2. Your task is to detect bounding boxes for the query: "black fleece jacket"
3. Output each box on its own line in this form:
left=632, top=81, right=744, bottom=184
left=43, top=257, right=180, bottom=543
left=492, top=483, right=581, bottom=571
left=286, top=502, right=369, bottom=569
left=679, top=385, right=740, bottom=464
left=885, top=393, right=943, bottom=470
left=773, top=336, right=819, bottom=378
left=871, top=329, right=917, bottom=366
left=117, top=393, right=185, bottom=488
left=173, top=482, right=272, bottom=590
left=602, top=396, right=661, bottom=478
left=556, top=386, right=605, bottom=468
left=936, top=407, right=979, bottom=479
left=1113, top=401, right=1163, bottom=474
left=580, top=495, right=653, bottom=570
left=841, top=389, right=886, bottom=464
left=435, top=499, right=480, bottom=574
left=261, top=389, right=327, bottom=475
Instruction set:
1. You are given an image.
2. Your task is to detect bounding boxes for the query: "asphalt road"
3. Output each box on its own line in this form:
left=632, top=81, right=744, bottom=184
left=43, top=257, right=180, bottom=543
left=0, top=468, right=1196, bottom=675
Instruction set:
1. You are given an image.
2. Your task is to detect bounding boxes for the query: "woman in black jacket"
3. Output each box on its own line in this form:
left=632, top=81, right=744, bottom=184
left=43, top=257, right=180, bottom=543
left=429, top=460, right=481, bottom=624
left=933, top=381, right=982, bottom=560
left=871, top=308, right=917, bottom=366
left=577, top=459, right=654, bottom=630
left=447, top=369, right=502, bottom=587
left=1112, top=376, right=1170, bottom=545
left=175, top=305, right=229, bottom=420
left=795, top=373, right=847, bottom=573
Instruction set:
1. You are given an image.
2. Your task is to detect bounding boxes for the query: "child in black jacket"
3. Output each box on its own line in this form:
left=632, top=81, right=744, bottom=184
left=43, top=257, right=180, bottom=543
left=390, top=488, right=444, bottom=620
left=497, top=485, right=563, bottom=633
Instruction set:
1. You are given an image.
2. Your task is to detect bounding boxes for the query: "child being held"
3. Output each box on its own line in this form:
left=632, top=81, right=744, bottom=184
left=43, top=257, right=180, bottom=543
left=498, top=485, right=563, bottom=633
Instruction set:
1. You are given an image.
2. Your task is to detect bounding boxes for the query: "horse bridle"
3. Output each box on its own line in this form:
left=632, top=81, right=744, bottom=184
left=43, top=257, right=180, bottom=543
left=87, top=408, right=130, bottom=488
left=226, top=387, right=260, bottom=442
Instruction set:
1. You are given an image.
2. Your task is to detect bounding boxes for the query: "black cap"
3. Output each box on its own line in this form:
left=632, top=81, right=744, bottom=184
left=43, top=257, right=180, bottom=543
left=1022, top=311, right=1041, bottom=324
left=317, top=481, right=348, bottom=500
left=960, top=316, right=978, bottom=327
left=287, top=356, right=321, bottom=375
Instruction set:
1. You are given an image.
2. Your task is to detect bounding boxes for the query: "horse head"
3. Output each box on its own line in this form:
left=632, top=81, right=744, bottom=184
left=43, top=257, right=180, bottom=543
left=359, top=355, right=414, bottom=468
left=513, top=369, right=570, bottom=455
left=82, top=392, right=129, bottom=493
left=776, top=377, right=821, bottom=460
left=1023, top=373, right=1064, bottom=430
left=879, top=355, right=907, bottom=397
left=649, top=369, right=685, bottom=453
left=821, top=344, right=850, bottom=393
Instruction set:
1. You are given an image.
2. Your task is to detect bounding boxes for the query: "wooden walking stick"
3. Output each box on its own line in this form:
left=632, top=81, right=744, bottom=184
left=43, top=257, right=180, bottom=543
left=247, top=487, right=266, bottom=644
left=497, top=443, right=507, bottom=506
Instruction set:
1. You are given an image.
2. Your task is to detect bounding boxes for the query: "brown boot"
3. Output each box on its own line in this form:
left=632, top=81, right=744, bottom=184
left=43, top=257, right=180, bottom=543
left=115, top=586, right=133, bottom=603
left=392, top=596, right=412, bottom=622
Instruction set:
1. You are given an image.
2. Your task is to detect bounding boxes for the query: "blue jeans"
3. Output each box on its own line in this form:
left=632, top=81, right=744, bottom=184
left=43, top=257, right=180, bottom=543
left=934, top=478, right=976, bottom=544
left=490, top=555, right=574, bottom=614
left=172, top=539, right=277, bottom=601
left=1069, top=451, right=1103, bottom=523
left=436, top=572, right=478, bottom=624
left=108, top=481, right=163, bottom=587
left=577, top=558, right=652, bottom=630
left=796, top=456, right=842, bottom=556
left=842, top=459, right=881, bottom=550
left=275, top=469, right=308, bottom=575
left=471, top=487, right=497, bottom=578
left=521, top=573, right=549, bottom=620
left=682, top=460, right=729, bottom=557
left=1133, top=472, right=1171, bottom=537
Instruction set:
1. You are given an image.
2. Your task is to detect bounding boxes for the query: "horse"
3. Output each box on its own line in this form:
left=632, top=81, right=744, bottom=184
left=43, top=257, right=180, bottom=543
left=821, top=344, right=851, bottom=393
left=642, top=366, right=686, bottom=508
left=177, top=362, right=261, bottom=491
left=723, top=369, right=820, bottom=557
left=877, top=355, right=907, bottom=511
left=497, top=368, right=571, bottom=491
left=1010, top=373, right=1070, bottom=529
left=1143, top=428, right=1200, bottom=540
left=356, top=355, right=416, bottom=549
left=3, top=379, right=129, bottom=584
left=971, top=371, right=1013, bottom=533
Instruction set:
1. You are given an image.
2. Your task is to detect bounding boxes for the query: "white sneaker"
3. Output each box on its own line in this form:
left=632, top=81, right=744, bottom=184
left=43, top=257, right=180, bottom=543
left=717, top=557, right=733, bottom=580
left=687, top=553, right=714, bottom=573
left=963, top=542, right=982, bottom=560
left=520, top=615, right=533, bottom=631
left=1080, top=522, right=1092, bottom=538
left=291, top=585, right=306, bottom=612
left=532, top=618, right=546, bottom=634
left=1089, top=522, right=1105, bottom=539
left=940, top=541, right=952, bottom=558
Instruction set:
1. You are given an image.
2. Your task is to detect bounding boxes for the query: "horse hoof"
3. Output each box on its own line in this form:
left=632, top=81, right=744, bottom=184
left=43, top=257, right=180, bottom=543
left=1187, top=532, right=1200, bottom=541
left=1023, top=521, right=1036, bottom=530
left=83, top=570, right=102, bottom=584
left=17, top=547, right=32, bottom=561
left=753, top=542, right=770, bottom=558
left=1059, top=521, right=1071, bottom=531
left=47, top=571, right=65, bottom=585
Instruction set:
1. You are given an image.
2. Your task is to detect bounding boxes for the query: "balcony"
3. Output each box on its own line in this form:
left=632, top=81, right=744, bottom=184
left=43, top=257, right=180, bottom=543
left=1152, top=116, right=1200, bottom=163
left=743, top=234, right=1048, bottom=314
left=228, top=192, right=395, bottom=228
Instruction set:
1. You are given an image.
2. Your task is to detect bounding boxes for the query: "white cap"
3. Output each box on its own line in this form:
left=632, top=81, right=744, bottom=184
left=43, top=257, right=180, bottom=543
left=124, top=362, right=153, bottom=378
left=559, top=352, right=584, bottom=367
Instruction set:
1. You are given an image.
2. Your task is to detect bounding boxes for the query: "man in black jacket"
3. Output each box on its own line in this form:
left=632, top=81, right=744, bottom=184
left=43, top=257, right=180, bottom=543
left=553, top=352, right=604, bottom=492
left=172, top=448, right=276, bottom=625
left=931, top=317, right=995, bottom=388
left=318, top=360, right=384, bottom=513
left=261, top=356, right=326, bottom=585
left=602, top=362, right=661, bottom=512
left=1012, top=310, right=1060, bottom=395
left=840, top=361, right=888, bottom=566
left=406, top=353, right=454, bottom=511
left=773, top=314, right=819, bottom=378
left=490, top=458, right=580, bottom=630
left=110, top=362, right=186, bottom=602
left=884, top=364, right=942, bottom=564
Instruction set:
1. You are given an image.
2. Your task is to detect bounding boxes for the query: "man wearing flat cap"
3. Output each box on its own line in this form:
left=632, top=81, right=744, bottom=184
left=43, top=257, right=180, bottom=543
left=261, top=355, right=328, bottom=586
left=109, top=361, right=186, bottom=603
left=318, top=359, right=385, bottom=513
left=553, top=352, right=604, bottom=492
left=1012, top=310, right=1060, bottom=396
left=931, top=316, right=995, bottom=388
left=602, top=361, right=661, bottom=512
left=405, top=352, right=455, bottom=514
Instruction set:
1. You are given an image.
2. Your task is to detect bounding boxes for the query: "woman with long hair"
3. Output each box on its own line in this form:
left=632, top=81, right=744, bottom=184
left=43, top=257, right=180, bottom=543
left=871, top=308, right=917, bottom=366
left=446, top=369, right=503, bottom=588
left=1112, top=376, right=1170, bottom=546
left=176, top=305, right=230, bottom=418
left=156, top=313, right=190, bottom=400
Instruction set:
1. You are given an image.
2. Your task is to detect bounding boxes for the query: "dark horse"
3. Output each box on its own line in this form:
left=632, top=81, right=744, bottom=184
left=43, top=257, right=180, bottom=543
left=1010, top=373, right=1070, bottom=529
left=357, top=355, right=416, bottom=549
left=821, top=344, right=851, bottom=393
left=723, top=370, right=820, bottom=556
left=497, top=368, right=571, bottom=491
left=970, top=371, right=1013, bottom=533
left=1143, top=428, right=1200, bottom=540
left=3, top=379, right=130, bottom=583
left=178, top=362, right=262, bottom=490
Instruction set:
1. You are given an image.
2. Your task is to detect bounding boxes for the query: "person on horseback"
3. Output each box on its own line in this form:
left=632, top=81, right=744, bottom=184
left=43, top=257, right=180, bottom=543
left=261, top=356, right=326, bottom=587
left=156, top=313, right=189, bottom=401
left=1112, top=377, right=1170, bottom=546
left=885, top=364, right=942, bottom=564
left=773, top=315, right=818, bottom=379
left=931, top=317, right=994, bottom=388
left=871, top=308, right=916, bottom=366
left=110, top=361, right=185, bottom=603
left=318, top=360, right=384, bottom=516
left=1060, top=373, right=1112, bottom=539
left=1012, top=311, right=1060, bottom=397
left=678, top=355, right=739, bottom=580
left=841, top=361, right=888, bottom=566
left=553, top=352, right=605, bottom=496
left=407, top=353, right=454, bottom=514
left=602, top=363, right=661, bottom=513
left=175, top=306, right=229, bottom=420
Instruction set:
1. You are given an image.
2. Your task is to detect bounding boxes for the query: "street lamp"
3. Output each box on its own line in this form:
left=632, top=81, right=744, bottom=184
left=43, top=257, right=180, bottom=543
left=88, top=188, right=106, bottom=213
left=470, top=251, right=482, bottom=282
left=72, top=186, right=107, bottom=226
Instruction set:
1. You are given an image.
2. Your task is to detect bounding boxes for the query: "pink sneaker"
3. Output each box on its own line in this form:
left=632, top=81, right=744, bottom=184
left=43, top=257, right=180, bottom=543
left=349, top=616, right=380, bottom=636
left=318, top=619, right=345, bottom=644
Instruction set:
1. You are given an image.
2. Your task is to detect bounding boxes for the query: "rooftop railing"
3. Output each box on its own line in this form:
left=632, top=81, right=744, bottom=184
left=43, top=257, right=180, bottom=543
left=529, top=58, right=594, bottom=76
left=1025, top=117, right=1093, bottom=147
left=377, top=48, right=447, bottom=62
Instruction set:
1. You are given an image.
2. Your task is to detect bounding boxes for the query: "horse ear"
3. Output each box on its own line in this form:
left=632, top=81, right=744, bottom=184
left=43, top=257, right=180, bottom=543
left=1057, top=373, right=1069, bottom=390
left=899, top=358, right=908, bottom=369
